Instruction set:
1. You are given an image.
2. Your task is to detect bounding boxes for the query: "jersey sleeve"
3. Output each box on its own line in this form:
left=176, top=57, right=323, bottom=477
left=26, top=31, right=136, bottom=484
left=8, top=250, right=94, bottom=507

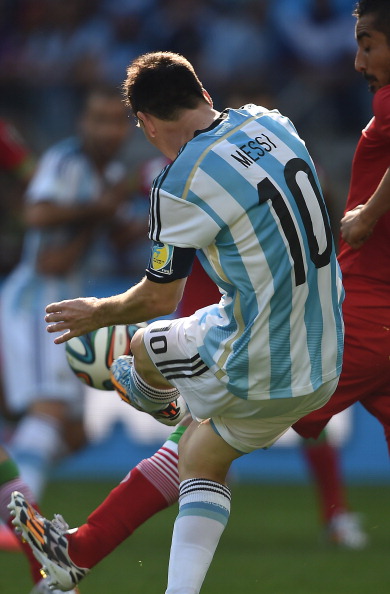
left=145, top=241, right=196, bottom=283
left=149, top=186, right=221, bottom=249
left=373, top=85, right=390, bottom=138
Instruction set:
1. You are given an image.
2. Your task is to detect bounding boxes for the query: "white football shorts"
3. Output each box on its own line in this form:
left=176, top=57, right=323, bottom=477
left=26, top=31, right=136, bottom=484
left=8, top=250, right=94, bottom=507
left=0, top=270, right=84, bottom=416
left=143, top=317, right=338, bottom=453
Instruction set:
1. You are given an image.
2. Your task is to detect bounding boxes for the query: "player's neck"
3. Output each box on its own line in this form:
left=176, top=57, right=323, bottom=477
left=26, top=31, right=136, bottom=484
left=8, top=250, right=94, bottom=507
left=158, top=105, right=221, bottom=160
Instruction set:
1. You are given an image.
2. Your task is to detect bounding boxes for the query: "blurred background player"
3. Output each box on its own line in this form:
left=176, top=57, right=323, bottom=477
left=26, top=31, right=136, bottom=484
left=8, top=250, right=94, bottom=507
left=0, top=85, right=148, bottom=544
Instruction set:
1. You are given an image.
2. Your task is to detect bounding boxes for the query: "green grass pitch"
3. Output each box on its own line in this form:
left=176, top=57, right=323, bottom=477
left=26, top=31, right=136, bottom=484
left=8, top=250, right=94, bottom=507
left=1, top=481, right=389, bottom=593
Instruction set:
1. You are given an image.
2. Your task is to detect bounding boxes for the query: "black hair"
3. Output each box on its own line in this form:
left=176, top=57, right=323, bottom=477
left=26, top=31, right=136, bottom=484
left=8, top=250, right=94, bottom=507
left=353, top=0, right=390, bottom=44
left=123, top=51, right=207, bottom=121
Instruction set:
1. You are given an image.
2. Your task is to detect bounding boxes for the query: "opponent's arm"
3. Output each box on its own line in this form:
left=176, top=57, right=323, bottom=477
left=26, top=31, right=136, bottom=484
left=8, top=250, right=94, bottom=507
left=341, top=167, right=390, bottom=249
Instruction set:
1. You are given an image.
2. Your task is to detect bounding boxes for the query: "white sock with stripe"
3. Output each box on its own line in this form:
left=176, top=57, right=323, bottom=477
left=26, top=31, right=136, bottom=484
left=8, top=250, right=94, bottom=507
left=166, top=478, right=231, bottom=594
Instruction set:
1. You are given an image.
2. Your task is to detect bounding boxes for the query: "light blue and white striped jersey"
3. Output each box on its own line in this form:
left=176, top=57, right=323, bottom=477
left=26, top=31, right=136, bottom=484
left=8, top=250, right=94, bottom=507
left=149, top=105, right=344, bottom=400
left=22, top=137, right=126, bottom=279
left=3, top=137, right=127, bottom=315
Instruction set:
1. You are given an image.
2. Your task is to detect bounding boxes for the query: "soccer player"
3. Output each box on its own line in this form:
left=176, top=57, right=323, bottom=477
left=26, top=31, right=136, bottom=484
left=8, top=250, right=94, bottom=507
left=293, top=0, right=390, bottom=452
left=13, top=2, right=390, bottom=586
left=0, top=86, right=133, bottom=506
left=20, top=51, right=342, bottom=593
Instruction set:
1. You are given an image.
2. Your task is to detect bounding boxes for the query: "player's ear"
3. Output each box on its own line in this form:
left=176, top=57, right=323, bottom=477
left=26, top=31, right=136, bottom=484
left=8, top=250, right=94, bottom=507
left=202, top=89, right=213, bottom=108
left=137, top=111, right=156, bottom=137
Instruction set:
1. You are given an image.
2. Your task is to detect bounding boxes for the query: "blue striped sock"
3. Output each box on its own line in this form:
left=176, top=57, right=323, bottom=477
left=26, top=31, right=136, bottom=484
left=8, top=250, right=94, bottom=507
left=166, top=478, right=231, bottom=593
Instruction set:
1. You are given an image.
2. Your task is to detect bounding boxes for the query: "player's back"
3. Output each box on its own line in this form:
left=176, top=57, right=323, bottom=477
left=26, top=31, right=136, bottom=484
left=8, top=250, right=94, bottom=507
left=150, top=105, right=344, bottom=400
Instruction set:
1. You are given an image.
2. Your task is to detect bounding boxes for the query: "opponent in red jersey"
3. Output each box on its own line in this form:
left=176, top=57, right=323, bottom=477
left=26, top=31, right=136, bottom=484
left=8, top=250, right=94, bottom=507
left=294, top=0, right=390, bottom=452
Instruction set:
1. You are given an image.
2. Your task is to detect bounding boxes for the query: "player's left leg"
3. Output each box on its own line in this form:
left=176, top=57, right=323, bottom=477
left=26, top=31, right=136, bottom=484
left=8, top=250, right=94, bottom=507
left=166, top=419, right=240, bottom=594
left=164, top=382, right=338, bottom=593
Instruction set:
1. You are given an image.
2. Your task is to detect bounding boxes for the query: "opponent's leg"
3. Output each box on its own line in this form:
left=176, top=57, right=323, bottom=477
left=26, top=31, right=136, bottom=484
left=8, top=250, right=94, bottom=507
left=68, top=424, right=185, bottom=568
left=302, top=432, right=367, bottom=549
left=9, top=424, right=188, bottom=591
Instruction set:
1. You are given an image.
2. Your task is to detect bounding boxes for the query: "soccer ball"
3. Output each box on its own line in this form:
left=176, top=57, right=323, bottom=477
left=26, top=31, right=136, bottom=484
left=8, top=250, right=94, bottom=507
left=65, top=324, right=146, bottom=390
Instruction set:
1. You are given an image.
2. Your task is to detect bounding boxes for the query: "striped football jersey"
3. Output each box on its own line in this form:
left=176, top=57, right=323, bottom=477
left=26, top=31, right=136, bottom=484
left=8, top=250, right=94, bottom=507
left=149, top=104, right=344, bottom=400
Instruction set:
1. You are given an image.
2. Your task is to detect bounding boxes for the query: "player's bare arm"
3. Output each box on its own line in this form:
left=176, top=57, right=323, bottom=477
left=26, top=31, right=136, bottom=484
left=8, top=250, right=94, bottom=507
left=341, top=167, right=390, bottom=248
left=45, top=276, right=187, bottom=344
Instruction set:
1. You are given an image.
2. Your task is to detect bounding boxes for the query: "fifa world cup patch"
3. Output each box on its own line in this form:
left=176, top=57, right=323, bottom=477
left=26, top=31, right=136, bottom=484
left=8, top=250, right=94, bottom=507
left=150, top=242, right=174, bottom=275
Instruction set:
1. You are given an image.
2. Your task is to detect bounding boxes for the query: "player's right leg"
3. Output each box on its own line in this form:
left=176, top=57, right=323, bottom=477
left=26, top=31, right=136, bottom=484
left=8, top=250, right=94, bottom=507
left=301, top=432, right=368, bottom=549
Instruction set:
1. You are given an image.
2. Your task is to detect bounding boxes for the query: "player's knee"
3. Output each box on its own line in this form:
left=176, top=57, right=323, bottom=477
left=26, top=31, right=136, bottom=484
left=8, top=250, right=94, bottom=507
left=132, top=329, right=169, bottom=387
left=129, top=327, right=145, bottom=356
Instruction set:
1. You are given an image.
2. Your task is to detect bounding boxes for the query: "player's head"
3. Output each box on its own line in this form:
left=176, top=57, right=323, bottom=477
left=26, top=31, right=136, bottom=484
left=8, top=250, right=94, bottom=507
left=353, top=0, right=390, bottom=92
left=122, top=51, right=208, bottom=123
left=79, top=86, right=129, bottom=162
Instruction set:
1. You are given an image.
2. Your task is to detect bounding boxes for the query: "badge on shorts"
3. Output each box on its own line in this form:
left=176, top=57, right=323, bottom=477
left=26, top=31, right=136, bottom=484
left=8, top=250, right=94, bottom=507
left=150, top=242, right=174, bottom=275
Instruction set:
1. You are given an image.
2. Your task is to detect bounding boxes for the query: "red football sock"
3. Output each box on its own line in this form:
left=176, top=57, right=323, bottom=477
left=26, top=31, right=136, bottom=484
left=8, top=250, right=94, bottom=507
left=68, top=467, right=171, bottom=569
left=302, top=436, right=348, bottom=523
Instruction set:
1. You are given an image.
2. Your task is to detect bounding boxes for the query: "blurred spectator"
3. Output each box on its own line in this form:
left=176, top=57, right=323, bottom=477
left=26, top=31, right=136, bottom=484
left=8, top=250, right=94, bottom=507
left=0, top=0, right=111, bottom=148
left=142, top=0, right=211, bottom=68
left=271, top=0, right=367, bottom=134
left=199, top=0, right=281, bottom=101
left=97, top=1, right=154, bottom=87
left=0, top=0, right=370, bottom=165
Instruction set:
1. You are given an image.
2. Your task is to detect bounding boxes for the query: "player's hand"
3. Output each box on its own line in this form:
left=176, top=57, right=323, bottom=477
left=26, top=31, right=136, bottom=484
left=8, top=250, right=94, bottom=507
left=45, top=297, right=101, bottom=344
left=340, top=205, right=374, bottom=249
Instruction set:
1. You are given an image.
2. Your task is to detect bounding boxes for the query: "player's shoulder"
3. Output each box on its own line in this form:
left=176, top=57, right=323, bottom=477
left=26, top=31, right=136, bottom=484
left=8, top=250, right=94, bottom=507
left=157, top=105, right=292, bottom=200
left=37, top=137, right=84, bottom=174
left=165, top=106, right=271, bottom=178
left=43, top=136, right=81, bottom=158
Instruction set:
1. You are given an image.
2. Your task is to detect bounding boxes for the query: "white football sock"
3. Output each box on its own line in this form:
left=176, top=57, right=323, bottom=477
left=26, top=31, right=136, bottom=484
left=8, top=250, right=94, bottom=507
left=165, top=478, right=231, bottom=594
